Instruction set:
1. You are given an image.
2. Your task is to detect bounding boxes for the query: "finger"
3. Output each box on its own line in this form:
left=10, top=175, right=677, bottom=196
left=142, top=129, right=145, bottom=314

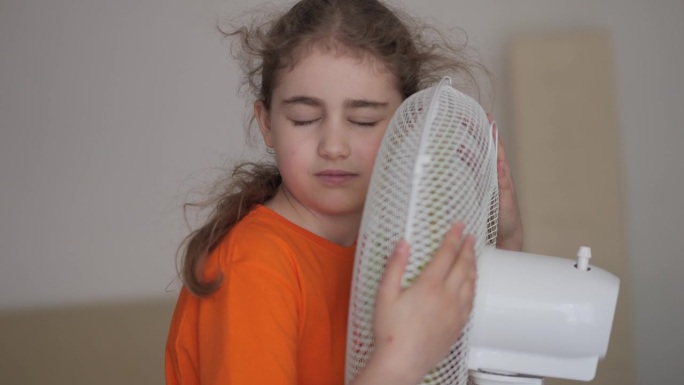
left=498, top=160, right=511, bottom=190
left=377, top=240, right=410, bottom=302
left=494, top=138, right=513, bottom=192
left=499, top=157, right=518, bottom=194
left=495, top=128, right=506, bottom=164
left=446, top=234, right=476, bottom=291
left=420, top=222, right=465, bottom=281
left=490, top=120, right=511, bottom=188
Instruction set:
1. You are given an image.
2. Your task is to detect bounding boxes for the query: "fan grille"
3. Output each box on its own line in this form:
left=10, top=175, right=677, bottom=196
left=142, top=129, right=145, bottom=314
left=346, top=78, right=499, bottom=384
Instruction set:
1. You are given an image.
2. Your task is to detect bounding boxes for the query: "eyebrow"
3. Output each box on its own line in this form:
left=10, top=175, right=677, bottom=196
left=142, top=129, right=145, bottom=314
left=345, top=99, right=389, bottom=109
left=281, top=96, right=389, bottom=109
left=281, top=96, right=322, bottom=107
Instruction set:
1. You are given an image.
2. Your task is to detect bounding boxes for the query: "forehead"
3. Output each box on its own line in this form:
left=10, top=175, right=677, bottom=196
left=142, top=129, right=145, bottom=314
left=272, top=45, right=401, bottom=102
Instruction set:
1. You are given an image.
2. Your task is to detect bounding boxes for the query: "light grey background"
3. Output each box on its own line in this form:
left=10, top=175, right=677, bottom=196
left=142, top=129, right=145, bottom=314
left=1, top=0, right=682, bottom=383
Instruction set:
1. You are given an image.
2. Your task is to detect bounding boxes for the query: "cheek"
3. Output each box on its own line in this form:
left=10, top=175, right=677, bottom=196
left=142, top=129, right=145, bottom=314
left=274, top=138, right=310, bottom=171
left=368, top=128, right=388, bottom=156
left=275, top=147, right=300, bottom=168
left=357, top=133, right=386, bottom=169
left=271, top=127, right=300, bottom=156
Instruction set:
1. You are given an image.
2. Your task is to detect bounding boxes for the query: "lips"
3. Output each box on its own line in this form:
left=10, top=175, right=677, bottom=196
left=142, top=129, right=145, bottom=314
left=314, top=169, right=358, bottom=185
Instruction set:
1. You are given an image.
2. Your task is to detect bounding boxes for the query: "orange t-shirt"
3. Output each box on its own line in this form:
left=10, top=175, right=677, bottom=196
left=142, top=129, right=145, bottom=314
left=165, top=205, right=356, bottom=385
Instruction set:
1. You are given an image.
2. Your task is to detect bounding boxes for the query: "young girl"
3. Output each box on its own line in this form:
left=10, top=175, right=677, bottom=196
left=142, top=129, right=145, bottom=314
left=165, top=0, right=523, bottom=384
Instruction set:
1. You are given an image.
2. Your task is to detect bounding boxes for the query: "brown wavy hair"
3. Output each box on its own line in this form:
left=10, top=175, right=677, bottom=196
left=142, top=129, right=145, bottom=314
left=179, top=0, right=488, bottom=296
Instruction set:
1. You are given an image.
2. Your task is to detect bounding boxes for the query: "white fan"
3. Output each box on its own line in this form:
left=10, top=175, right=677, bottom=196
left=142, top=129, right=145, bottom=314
left=345, top=77, right=620, bottom=385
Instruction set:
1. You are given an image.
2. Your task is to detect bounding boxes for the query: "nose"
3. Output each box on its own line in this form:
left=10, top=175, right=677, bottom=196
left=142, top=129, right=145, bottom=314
left=318, top=119, right=351, bottom=160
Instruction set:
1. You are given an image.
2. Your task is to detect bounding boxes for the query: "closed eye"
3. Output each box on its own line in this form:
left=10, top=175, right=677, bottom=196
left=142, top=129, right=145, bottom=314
left=292, top=118, right=321, bottom=126
left=352, top=121, right=379, bottom=127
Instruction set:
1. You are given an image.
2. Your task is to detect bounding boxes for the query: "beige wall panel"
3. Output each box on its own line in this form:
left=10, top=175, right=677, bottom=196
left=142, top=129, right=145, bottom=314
left=0, top=300, right=175, bottom=385
left=509, top=32, right=635, bottom=385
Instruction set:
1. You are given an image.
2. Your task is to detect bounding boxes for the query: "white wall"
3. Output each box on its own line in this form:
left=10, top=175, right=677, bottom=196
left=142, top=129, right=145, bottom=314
left=0, top=0, right=246, bottom=307
left=1, top=0, right=682, bottom=383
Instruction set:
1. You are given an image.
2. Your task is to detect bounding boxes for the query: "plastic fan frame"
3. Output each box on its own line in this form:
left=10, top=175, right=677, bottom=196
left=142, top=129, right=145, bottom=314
left=346, top=77, right=500, bottom=385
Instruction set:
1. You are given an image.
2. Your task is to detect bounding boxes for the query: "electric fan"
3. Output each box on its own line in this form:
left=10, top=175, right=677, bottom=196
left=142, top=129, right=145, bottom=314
left=345, top=77, right=620, bottom=385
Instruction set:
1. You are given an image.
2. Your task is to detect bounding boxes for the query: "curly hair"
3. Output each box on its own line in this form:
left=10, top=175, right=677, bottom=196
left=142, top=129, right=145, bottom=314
left=180, top=0, right=488, bottom=296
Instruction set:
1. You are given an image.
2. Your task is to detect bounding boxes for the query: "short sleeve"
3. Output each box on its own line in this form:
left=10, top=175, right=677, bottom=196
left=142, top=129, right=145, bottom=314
left=195, top=238, right=302, bottom=385
left=165, top=206, right=353, bottom=385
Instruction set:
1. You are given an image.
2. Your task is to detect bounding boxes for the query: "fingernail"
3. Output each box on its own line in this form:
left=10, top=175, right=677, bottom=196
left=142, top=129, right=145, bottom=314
left=450, top=223, right=466, bottom=240
left=396, top=240, right=410, bottom=254
left=466, top=235, right=476, bottom=256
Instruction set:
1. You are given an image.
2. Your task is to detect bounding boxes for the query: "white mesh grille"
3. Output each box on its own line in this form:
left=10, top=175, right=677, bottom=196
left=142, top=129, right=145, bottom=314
left=346, top=77, right=499, bottom=385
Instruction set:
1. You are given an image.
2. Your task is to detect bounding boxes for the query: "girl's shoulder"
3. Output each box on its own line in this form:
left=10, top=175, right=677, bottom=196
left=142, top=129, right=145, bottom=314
left=214, top=205, right=313, bottom=266
left=200, top=205, right=302, bottom=286
left=218, top=205, right=354, bottom=267
left=230, top=205, right=350, bottom=250
left=228, top=204, right=308, bottom=248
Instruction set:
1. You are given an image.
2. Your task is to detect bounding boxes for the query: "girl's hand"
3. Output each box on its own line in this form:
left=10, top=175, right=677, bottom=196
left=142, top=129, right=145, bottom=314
left=488, top=114, right=524, bottom=251
left=359, top=222, right=476, bottom=385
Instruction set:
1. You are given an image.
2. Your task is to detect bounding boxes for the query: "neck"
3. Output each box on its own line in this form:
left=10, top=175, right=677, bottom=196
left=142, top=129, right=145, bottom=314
left=266, top=187, right=361, bottom=246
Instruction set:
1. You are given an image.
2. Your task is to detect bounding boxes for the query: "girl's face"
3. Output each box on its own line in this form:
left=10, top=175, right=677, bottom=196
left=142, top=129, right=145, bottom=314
left=256, top=47, right=402, bottom=221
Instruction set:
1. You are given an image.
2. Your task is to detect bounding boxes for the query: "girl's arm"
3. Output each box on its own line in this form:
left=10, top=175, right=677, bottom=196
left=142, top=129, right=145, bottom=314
left=351, top=222, right=477, bottom=385
left=489, top=116, right=524, bottom=252
left=165, top=239, right=302, bottom=385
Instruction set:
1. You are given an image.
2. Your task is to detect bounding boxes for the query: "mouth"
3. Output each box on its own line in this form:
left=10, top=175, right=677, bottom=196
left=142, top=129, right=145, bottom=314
left=315, top=170, right=358, bottom=185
